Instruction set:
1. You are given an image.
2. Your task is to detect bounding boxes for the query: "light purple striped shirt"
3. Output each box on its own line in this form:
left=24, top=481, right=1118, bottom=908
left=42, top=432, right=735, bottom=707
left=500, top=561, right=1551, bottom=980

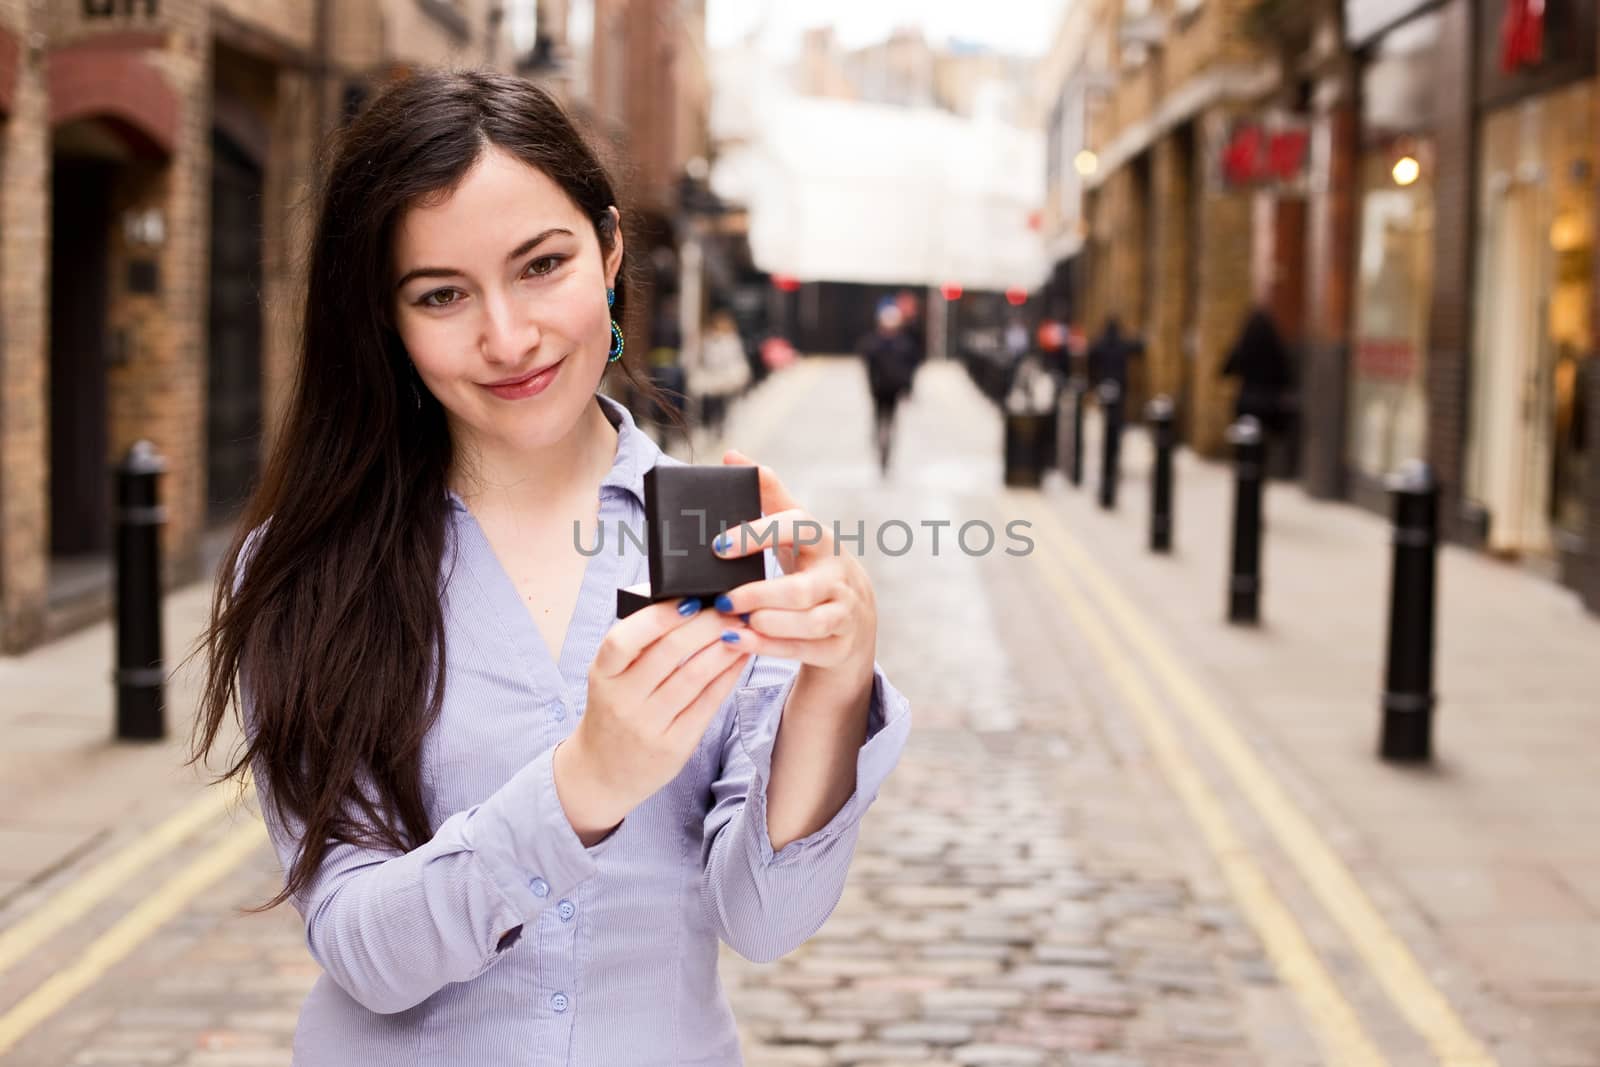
left=241, top=391, right=912, bottom=1065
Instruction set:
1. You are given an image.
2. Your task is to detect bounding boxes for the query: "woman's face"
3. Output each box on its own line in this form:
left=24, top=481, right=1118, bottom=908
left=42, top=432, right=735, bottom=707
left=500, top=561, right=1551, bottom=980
left=391, top=145, right=622, bottom=457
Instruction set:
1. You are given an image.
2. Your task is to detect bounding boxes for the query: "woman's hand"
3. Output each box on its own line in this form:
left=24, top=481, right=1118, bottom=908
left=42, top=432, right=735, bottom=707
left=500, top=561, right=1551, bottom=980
left=556, top=598, right=755, bottom=843
left=708, top=450, right=878, bottom=680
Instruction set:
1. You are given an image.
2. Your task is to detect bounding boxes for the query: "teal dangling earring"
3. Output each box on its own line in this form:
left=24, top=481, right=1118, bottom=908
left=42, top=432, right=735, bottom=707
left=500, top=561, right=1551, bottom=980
left=606, top=287, right=624, bottom=362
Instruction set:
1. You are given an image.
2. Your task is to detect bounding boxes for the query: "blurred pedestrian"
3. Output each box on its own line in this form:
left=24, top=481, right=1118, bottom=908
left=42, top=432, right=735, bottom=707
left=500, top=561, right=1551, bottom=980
left=684, top=307, right=751, bottom=441
left=859, top=303, right=919, bottom=475
left=1220, top=307, right=1293, bottom=436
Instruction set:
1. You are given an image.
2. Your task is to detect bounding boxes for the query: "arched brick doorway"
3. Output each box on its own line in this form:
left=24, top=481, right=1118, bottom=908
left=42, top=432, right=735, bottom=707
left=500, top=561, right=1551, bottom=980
left=45, top=47, right=175, bottom=572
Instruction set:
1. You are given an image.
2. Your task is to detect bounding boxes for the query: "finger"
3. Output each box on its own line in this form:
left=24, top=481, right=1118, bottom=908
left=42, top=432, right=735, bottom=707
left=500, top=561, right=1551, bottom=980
left=630, top=611, right=751, bottom=696
left=742, top=602, right=849, bottom=641
left=647, top=635, right=751, bottom=720
left=713, top=569, right=837, bottom=615
left=740, top=631, right=855, bottom=666
left=712, top=508, right=826, bottom=564
left=666, top=648, right=752, bottom=744
left=593, top=596, right=713, bottom=678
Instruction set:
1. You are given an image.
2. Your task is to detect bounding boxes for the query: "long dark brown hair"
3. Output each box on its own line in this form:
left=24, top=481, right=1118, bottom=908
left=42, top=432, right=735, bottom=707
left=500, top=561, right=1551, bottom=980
left=186, top=69, right=681, bottom=911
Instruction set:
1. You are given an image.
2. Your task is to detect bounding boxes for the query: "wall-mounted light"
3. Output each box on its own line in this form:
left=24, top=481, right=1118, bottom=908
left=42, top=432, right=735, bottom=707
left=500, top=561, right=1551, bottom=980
left=123, top=208, right=166, bottom=248
left=1075, top=150, right=1099, bottom=177
left=1392, top=156, right=1420, bottom=187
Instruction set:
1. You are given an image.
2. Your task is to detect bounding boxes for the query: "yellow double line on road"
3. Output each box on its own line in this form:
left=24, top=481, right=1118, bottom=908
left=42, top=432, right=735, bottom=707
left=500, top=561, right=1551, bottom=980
left=0, top=784, right=267, bottom=1055
left=1010, top=492, right=1497, bottom=1067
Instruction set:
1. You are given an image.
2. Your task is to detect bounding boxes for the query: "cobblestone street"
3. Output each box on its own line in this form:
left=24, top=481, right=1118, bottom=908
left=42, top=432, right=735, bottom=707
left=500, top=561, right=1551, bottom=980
left=1, top=357, right=1593, bottom=1066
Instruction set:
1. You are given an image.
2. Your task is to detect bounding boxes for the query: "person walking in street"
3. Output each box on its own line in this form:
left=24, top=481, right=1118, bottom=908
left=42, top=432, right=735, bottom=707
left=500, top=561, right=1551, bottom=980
left=188, top=69, right=910, bottom=1067
left=858, top=302, right=920, bottom=475
left=1220, top=307, right=1294, bottom=437
left=894, top=289, right=926, bottom=395
left=683, top=306, right=751, bottom=443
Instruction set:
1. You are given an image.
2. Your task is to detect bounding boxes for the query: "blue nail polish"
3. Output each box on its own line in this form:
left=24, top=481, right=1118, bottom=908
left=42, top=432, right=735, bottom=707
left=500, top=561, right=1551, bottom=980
left=714, top=594, right=734, bottom=613
left=712, top=533, right=730, bottom=554
left=740, top=613, right=750, bottom=624
left=720, top=630, right=740, bottom=643
left=678, top=598, right=701, bottom=616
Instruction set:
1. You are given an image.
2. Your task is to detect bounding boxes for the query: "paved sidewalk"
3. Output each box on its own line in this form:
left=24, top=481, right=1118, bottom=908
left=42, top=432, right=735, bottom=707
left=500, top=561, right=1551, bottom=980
left=1041, top=385, right=1600, bottom=1066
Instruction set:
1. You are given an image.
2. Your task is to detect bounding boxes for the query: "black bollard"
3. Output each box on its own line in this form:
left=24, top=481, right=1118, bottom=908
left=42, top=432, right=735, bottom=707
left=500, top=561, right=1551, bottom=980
left=1147, top=395, right=1176, bottom=553
left=1379, top=460, right=1438, bottom=762
left=114, top=440, right=167, bottom=741
left=1097, top=380, right=1123, bottom=510
left=1226, top=416, right=1264, bottom=625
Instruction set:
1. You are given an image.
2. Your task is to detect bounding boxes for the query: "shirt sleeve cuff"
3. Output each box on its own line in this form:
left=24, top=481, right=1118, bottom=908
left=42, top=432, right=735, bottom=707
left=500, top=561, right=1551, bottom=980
left=462, top=742, right=611, bottom=921
left=735, top=660, right=912, bottom=868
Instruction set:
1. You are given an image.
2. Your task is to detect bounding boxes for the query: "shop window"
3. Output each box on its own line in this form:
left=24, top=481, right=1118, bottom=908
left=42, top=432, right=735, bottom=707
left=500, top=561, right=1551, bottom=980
left=1346, top=12, right=1440, bottom=484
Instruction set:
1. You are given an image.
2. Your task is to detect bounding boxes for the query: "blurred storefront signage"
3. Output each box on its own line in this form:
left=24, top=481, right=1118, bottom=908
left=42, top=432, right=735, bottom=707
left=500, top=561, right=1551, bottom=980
left=1476, top=0, right=1595, bottom=109
left=84, top=0, right=157, bottom=14
left=1500, top=0, right=1546, bottom=73
left=1217, top=118, right=1310, bottom=191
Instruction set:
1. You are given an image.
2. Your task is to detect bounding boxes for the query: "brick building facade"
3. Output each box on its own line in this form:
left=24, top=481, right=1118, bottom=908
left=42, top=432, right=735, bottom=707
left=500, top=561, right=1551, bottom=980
left=1076, top=0, right=1277, bottom=456
left=1044, top=0, right=1600, bottom=615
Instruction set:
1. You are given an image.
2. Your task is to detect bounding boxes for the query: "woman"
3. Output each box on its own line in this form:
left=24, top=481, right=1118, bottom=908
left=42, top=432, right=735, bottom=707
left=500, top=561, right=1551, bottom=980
left=684, top=307, right=752, bottom=441
left=189, top=70, right=911, bottom=1066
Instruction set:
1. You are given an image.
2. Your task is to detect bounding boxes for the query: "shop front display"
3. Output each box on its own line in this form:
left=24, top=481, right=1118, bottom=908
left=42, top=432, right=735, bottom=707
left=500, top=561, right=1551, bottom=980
left=1347, top=12, right=1440, bottom=487
left=1467, top=79, right=1596, bottom=559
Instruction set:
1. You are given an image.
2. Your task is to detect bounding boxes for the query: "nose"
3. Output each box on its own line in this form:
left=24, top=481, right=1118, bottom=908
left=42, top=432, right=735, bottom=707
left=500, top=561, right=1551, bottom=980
left=480, top=287, right=541, bottom=365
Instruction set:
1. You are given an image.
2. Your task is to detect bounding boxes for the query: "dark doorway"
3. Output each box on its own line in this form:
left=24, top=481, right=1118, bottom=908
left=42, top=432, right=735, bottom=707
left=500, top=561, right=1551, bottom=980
left=48, top=159, right=114, bottom=558
left=205, top=128, right=264, bottom=524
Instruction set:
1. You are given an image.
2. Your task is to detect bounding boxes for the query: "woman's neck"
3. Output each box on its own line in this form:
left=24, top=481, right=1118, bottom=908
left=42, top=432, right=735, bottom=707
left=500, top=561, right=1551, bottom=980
left=448, top=395, right=619, bottom=522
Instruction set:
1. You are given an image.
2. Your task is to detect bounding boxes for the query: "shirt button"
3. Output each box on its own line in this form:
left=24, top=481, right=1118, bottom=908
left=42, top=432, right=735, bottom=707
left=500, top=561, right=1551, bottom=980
left=557, top=900, right=576, bottom=922
left=551, top=992, right=569, bottom=1013
left=530, top=877, right=550, bottom=898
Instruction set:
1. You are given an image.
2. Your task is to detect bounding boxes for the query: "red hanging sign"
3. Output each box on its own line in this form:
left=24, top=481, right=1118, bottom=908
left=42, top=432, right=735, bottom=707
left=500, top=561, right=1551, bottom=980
left=1500, top=0, right=1546, bottom=74
left=1219, top=121, right=1310, bottom=189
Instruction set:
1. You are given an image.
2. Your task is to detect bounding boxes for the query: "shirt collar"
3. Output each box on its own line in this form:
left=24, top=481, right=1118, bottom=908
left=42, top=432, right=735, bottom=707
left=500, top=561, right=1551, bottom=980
left=594, top=389, right=656, bottom=508
left=444, top=391, right=657, bottom=513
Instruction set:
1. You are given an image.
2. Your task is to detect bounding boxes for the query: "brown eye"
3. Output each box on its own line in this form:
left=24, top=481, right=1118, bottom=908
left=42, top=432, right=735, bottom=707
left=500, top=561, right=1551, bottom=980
left=420, top=289, right=462, bottom=308
left=524, top=255, right=565, bottom=278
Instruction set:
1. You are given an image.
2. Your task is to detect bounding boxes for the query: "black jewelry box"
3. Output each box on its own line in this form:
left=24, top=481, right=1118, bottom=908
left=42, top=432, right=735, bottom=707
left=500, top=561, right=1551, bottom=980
left=616, top=464, right=766, bottom=618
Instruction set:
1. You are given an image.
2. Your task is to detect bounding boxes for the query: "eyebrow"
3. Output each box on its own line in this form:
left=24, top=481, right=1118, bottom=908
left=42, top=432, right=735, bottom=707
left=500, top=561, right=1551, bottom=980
left=394, top=228, right=575, bottom=290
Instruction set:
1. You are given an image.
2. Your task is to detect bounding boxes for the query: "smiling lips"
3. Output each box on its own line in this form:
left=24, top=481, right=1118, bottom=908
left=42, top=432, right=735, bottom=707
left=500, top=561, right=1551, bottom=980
left=483, top=357, right=564, bottom=399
